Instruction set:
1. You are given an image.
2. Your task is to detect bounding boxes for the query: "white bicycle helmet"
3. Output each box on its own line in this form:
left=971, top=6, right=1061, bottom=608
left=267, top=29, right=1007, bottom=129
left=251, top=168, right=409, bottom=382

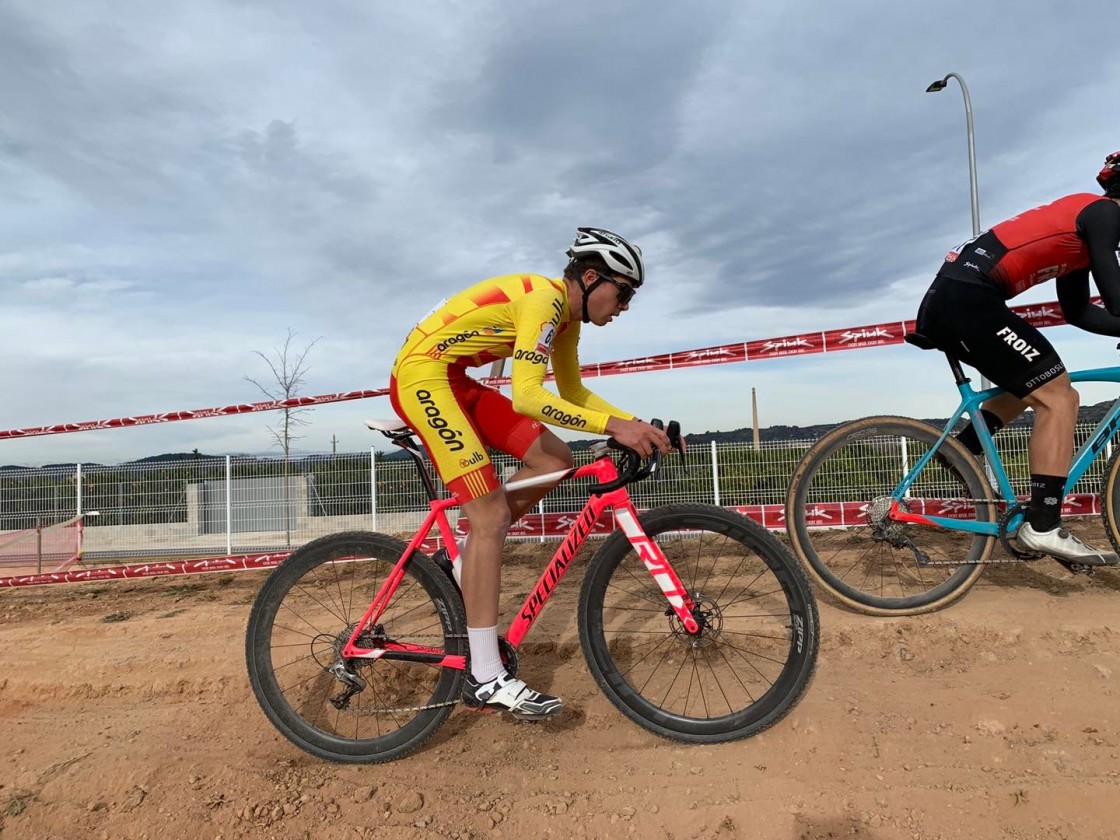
left=566, top=227, right=644, bottom=287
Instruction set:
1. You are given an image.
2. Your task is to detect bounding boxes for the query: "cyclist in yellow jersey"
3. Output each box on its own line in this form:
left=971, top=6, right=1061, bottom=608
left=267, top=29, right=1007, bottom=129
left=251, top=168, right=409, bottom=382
left=390, top=227, right=671, bottom=719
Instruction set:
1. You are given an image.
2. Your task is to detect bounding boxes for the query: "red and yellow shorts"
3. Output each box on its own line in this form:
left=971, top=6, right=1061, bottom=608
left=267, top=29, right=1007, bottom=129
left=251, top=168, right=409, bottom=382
left=389, top=364, right=545, bottom=502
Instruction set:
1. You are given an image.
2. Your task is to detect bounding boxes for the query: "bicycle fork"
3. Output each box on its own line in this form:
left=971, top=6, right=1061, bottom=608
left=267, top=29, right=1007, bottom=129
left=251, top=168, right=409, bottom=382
left=613, top=506, right=701, bottom=635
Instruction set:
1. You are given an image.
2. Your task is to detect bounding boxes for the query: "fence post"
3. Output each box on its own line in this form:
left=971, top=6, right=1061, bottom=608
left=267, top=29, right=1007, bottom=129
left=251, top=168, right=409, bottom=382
left=370, top=447, right=377, bottom=531
left=76, top=463, right=83, bottom=517
left=225, top=455, right=232, bottom=556
left=711, top=441, right=721, bottom=507
left=900, top=436, right=909, bottom=482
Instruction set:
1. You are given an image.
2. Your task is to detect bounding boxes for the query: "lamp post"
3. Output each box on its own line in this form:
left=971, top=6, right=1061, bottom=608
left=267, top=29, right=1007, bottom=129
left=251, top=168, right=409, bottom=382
left=925, top=72, right=981, bottom=237
left=926, top=72, right=994, bottom=439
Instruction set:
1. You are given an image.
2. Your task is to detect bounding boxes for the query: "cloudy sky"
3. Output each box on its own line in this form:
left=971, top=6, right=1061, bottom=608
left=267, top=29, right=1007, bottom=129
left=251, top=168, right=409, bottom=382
left=1, top=0, right=1117, bottom=465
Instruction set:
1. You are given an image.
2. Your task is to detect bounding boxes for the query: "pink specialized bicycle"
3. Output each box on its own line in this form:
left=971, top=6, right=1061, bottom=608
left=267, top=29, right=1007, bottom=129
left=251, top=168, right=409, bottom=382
left=246, top=420, right=819, bottom=763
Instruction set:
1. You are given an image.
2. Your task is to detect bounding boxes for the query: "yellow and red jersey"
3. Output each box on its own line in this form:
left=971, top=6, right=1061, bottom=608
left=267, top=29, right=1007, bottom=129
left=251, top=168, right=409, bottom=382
left=392, top=273, right=631, bottom=434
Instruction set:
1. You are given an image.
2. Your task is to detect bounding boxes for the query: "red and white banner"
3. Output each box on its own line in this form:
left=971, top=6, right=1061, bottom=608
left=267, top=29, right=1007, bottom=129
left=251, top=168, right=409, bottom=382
left=2, top=494, right=1100, bottom=588
left=0, top=552, right=290, bottom=589
left=0, top=296, right=1093, bottom=441
left=0, top=390, right=388, bottom=442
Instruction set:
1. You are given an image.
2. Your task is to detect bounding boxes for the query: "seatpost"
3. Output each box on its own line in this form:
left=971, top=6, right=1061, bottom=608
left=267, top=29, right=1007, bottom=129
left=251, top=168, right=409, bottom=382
left=943, top=352, right=971, bottom=387
left=393, top=436, right=440, bottom=503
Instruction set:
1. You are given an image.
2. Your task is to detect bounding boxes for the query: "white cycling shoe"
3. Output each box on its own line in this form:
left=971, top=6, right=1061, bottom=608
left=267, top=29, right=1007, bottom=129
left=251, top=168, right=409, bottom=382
left=462, top=671, right=563, bottom=720
left=1017, top=523, right=1119, bottom=567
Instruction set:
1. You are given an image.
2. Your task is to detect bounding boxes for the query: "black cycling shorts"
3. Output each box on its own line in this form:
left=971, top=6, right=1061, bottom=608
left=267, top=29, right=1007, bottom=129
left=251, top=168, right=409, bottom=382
left=915, top=274, right=1065, bottom=398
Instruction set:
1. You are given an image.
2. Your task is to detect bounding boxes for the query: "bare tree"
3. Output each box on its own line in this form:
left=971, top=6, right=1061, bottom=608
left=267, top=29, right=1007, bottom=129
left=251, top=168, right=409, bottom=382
left=245, top=329, right=321, bottom=547
left=245, top=328, right=322, bottom=456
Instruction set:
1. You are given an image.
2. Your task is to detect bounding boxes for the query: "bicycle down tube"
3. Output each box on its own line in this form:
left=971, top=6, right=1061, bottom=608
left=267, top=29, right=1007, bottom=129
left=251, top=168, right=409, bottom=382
left=889, top=365, right=1120, bottom=534
left=339, top=453, right=700, bottom=665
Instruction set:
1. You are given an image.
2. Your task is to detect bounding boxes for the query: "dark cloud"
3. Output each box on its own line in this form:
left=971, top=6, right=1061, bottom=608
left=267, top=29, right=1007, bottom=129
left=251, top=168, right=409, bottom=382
left=0, top=0, right=1116, bottom=460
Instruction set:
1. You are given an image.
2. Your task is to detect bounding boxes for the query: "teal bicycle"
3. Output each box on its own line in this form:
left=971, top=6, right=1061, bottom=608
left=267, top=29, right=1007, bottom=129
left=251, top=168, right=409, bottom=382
left=785, top=332, right=1120, bottom=616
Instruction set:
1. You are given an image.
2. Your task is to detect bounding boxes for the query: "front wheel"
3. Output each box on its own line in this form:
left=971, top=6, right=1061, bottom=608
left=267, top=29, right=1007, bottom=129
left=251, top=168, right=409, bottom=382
left=578, top=504, right=819, bottom=743
left=245, top=531, right=466, bottom=764
left=785, top=415, right=994, bottom=616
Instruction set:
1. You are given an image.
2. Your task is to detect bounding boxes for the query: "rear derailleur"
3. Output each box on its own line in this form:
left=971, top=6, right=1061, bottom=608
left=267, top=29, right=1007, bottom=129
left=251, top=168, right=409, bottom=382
left=867, top=497, right=931, bottom=566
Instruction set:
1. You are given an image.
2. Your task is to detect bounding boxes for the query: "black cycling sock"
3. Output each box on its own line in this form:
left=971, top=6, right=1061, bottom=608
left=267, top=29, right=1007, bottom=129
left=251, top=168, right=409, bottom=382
left=1026, top=474, right=1066, bottom=532
left=954, top=409, right=1005, bottom=456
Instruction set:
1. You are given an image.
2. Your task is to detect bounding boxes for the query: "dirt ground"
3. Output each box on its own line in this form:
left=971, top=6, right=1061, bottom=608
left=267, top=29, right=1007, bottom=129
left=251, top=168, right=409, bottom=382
left=3, top=522, right=1120, bottom=840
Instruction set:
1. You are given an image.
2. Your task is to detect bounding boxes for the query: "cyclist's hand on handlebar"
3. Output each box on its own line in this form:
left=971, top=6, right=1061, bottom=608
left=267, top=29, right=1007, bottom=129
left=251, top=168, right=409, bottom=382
left=604, top=416, right=672, bottom=459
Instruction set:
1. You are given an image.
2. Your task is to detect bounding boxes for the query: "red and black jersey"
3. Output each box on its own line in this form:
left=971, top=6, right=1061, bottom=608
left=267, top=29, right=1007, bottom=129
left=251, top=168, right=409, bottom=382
left=938, top=193, right=1120, bottom=299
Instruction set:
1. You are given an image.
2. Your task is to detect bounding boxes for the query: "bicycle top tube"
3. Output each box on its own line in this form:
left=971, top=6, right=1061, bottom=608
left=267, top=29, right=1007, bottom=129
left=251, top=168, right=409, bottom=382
left=367, top=416, right=680, bottom=508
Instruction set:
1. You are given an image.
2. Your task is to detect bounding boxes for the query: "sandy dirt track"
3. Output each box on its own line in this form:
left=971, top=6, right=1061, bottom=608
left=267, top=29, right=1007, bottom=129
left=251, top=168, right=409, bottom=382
left=3, top=527, right=1120, bottom=840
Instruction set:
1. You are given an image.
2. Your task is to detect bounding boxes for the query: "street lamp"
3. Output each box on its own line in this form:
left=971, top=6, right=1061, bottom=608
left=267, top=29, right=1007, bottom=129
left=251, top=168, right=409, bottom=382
left=925, top=72, right=981, bottom=237
left=926, top=72, right=994, bottom=420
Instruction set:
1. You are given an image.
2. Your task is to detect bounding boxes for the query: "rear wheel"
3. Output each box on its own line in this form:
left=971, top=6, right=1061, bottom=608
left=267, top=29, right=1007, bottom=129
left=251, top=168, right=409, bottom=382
left=786, top=416, right=993, bottom=615
left=245, top=531, right=466, bottom=764
left=578, top=504, right=818, bottom=743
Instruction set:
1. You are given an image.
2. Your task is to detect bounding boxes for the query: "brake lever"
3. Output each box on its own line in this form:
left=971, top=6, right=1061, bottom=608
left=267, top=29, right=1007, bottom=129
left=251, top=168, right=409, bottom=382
left=632, top=418, right=664, bottom=481
left=667, top=420, right=682, bottom=452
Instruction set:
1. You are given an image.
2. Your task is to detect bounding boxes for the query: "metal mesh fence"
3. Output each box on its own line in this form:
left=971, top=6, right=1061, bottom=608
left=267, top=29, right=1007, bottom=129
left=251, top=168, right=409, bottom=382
left=0, top=422, right=1110, bottom=562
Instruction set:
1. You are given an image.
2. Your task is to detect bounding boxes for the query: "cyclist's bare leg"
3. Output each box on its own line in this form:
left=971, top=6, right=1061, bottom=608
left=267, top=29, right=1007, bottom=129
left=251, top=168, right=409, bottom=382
left=1021, top=374, right=1077, bottom=476
left=1014, top=374, right=1114, bottom=563
left=458, top=484, right=564, bottom=715
left=978, top=391, right=1027, bottom=426
left=454, top=432, right=569, bottom=561
left=502, top=430, right=573, bottom=521
left=459, top=488, right=511, bottom=627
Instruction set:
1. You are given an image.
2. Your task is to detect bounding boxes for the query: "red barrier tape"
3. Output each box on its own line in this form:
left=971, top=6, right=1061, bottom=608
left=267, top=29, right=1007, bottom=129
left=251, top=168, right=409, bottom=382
left=0, top=390, right=387, bottom=441
left=0, top=552, right=290, bottom=588
left=0, top=299, right=1083, bottom=440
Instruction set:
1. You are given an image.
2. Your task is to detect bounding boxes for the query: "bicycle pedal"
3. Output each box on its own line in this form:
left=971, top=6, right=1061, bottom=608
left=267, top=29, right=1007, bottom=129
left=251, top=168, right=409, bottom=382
left=1055, top=559, right=1095, bottom=576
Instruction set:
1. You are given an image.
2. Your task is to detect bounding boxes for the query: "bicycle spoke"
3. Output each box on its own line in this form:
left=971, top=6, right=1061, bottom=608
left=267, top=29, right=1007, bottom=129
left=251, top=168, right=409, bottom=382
left=582, top=505, right=817, bottom=741
left=248, top=533, right=465, bottom=762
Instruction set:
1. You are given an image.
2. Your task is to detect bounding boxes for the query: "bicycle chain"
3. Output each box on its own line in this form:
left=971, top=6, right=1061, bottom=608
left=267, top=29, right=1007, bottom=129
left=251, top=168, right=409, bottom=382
left=896, top=498, right=1038, bottom=566
left=332, top=634, right=472, bottom=716
left=335, top=698, right=460, bottom=715
left=873, top=497, right=1040, bottom=567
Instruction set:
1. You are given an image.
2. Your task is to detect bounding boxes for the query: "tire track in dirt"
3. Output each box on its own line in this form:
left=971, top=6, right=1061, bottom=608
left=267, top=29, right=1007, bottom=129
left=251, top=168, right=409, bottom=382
left=3, top=539, right=1120, bottom=838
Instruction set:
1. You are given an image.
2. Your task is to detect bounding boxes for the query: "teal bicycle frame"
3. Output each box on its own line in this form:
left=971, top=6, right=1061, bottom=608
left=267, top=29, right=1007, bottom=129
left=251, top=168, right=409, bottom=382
left=889, top=359, right=1120, bottom=537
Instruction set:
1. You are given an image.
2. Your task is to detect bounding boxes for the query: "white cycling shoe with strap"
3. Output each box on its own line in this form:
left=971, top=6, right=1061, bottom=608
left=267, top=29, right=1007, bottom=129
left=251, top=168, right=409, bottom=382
left=1017, top=523, right=1119, bottom=567
left=462, top=671, right=563, bottom=720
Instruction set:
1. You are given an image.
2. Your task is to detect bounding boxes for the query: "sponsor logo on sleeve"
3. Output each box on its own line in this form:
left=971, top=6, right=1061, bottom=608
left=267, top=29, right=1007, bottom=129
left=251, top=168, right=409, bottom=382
left=541, top=405, right=588, bottom=428
left=514, top=349, right=549, bottom=365
left=535, top=322, right=556, bottom=354
left=425, top=329, right=480, bottom=360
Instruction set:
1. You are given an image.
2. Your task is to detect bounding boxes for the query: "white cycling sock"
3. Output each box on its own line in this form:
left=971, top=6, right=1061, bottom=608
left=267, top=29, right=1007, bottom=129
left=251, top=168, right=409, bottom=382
left=467, top=625, right=504, bottom=683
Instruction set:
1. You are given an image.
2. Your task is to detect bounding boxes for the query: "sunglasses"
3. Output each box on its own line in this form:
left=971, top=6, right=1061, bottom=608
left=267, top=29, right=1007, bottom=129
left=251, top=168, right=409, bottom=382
left=596, top=273, right=636, bottom=305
